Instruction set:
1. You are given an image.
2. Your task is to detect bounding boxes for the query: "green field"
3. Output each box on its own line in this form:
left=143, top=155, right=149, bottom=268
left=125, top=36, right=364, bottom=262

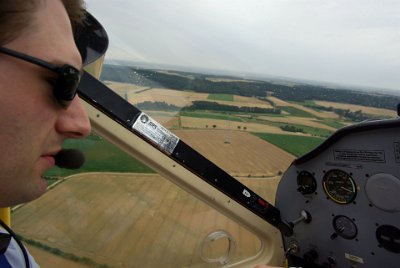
left=253, top=132, right=325, bottom=157
left=293, top=125, right=333, bottom=137
left=249, top=117, right=333, bottom=138
left=281, top=106, right=315, bottom=117
left=45, top=134, right=154, bottom=178
left=319, top=119, right=346, bottom=129
left=207, top=93, right=234, bottom=101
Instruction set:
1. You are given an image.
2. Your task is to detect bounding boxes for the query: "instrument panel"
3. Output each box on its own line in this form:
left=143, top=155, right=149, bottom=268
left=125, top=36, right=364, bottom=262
left=275, top=119, right=400, bottom=267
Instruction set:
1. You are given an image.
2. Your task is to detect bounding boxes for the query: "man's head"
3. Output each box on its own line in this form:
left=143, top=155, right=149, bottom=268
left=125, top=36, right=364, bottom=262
left=0, top=0, right=91, bottom=207
left=0, top=0, right=85, bottom=46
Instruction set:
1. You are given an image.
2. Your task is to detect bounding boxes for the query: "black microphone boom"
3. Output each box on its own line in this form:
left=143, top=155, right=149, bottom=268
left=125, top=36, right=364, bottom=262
left=54, top=149, right=85, bottom=169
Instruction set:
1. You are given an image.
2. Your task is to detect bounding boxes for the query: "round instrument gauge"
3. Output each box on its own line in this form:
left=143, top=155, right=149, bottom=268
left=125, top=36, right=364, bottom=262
left=323, top=169, right=357, bottom=204
left=297, top=171, right=317, bottom=194
left=332, top=215, right=358, bottom=239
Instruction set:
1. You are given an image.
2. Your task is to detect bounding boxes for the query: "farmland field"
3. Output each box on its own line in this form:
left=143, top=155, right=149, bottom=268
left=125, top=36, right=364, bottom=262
left=122, top=86, right=274, bottom=109
left=267, top=96, right=339, bottom=119
left=174, top=130, right=295, bottom=177
left=314, top=100, right=397, bottom=117
left=179, top=116, right=299, bottom=134
left=14, top=173, right=281, bottom=268
left=45, top=134, right=154, bottom=178
left=207, top=93, right=234, bottom=101
left=104, top=81, right=150, bottom=97
left=257, top=115, right=337, bottom=131
left=234, top=95, right=274, bottom=108
left=253, top=133, right=325, bottom=157
left=128, top=87, right=209, bottom=107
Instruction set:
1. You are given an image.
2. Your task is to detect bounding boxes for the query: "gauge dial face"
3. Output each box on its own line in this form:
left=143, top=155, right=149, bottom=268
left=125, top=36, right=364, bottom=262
left=323, top=169, right=357, bottom=204
left=297, top=171, right=317, bottom=194
left=333, top=215, right=358, bottom=239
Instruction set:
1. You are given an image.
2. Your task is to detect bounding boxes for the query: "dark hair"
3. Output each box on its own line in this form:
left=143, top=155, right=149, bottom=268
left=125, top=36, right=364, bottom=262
left=0, top=0, right=85, bottom=45
left=0, top=0, right=37, bottom=45
left=61, top=0, right=86, bottom=32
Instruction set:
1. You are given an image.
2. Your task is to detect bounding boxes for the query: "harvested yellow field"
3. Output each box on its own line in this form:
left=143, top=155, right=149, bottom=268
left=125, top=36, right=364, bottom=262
left=315, top=100, right=397, bottom=117
left=208, top=99, right=273, bottom=109
left=257, top=116, right=337, bottom=131
left=156, top=70, right=196, bottom=79
left=127, top=88, right=274, bottom=110
left=267, top=96, right=339, bottom=119
left=27, top=247, right=89, bottom=268
left=13, top=173, right=281, bottom=268
left=233, top=95, right=270, bottom=106
left=180, top=116, right=311, bottom=136
left=174, top=130, right=295, bottom=176
left=150, top=114, right=180, bottom=129
left=266, top=96, right=290, bottom=106
left=105, top=81, right=150, bottom=96
left=128, top=88, right=209, bottom=107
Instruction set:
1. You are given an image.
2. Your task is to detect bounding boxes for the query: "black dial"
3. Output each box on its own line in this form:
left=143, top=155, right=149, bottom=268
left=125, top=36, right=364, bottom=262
left=323, top=169, right=357, bottom=204
left=297, top=171, right=317, bottom=194
left=332, top=215, right=358, bottom=239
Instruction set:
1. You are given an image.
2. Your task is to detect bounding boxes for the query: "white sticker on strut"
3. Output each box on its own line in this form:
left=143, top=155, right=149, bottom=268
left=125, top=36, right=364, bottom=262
left=132, top=112, right=179, bottom=155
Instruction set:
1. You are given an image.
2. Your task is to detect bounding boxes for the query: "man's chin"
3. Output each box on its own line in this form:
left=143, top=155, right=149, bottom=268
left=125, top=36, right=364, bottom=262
left=22, top=176, right=48, bottom=204
left=38, top=175, right=49, bottom=192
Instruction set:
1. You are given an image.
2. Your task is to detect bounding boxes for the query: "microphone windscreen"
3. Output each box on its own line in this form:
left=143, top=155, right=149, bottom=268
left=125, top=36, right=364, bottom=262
left=55, top=149, right=85, bottom=169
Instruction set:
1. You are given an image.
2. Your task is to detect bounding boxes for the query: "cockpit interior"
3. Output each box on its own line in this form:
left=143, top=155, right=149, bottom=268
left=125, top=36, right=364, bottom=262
left=6, top=1, right=399, bottom=268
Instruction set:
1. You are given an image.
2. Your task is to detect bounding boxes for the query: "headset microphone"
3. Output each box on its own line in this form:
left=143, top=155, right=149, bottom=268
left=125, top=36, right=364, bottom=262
left=54, top=149, right=85, bottom=169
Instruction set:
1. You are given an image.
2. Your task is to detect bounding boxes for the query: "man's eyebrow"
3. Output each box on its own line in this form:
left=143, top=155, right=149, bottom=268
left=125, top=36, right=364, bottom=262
left=49, top=56, right=83, bottom=71
left=49, top=61, right=79, bottom=69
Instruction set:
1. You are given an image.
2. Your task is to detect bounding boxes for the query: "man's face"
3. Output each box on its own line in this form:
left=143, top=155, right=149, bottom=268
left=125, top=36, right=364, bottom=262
left=0, top=0, right=91, bottom=206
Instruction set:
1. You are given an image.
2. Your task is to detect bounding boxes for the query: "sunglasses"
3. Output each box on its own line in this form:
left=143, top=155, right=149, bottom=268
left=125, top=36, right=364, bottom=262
left=0, top=46, right=81, bottom=108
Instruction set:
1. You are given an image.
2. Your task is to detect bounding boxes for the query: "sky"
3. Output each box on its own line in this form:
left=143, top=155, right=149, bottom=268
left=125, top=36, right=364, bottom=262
left=85, top=0, right=400, bottom=91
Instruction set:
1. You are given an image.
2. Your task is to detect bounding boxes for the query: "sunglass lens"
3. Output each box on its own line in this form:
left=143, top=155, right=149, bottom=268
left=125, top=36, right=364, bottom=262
left=54, top=65, right=81, bottom=107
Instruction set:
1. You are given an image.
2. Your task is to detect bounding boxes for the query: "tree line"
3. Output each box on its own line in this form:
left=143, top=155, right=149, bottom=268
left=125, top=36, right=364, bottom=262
left=306, top=104, right=372, bottom=122
left=184, top=101, right=281, bottom=114
left=101, top=65, right=399, bottom=111
left=135, top=100, right=281, bottom=114
left=136, top=101, right=180, bottom=111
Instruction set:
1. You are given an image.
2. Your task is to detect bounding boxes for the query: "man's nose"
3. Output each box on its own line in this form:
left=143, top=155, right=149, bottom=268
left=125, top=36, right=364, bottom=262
left=55, top=96, right=91, bottom=138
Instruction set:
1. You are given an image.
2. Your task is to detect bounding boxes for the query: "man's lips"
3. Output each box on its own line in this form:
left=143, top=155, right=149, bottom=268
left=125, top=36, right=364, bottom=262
left=41, top=155, right=56, bottom=166
left=40, top=152, right=59, bottom=168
